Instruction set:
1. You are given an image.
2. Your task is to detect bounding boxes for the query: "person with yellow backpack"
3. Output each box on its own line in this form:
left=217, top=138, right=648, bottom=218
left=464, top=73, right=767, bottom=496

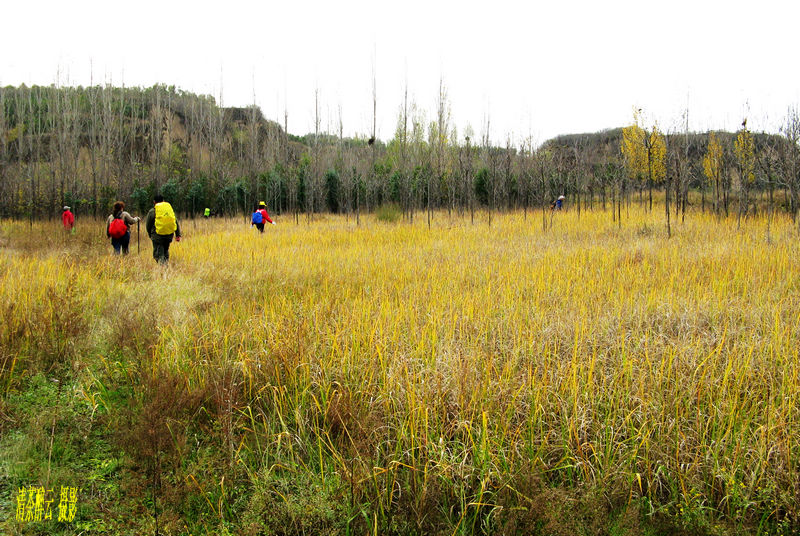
left=145, top=194, right=182, bottom=264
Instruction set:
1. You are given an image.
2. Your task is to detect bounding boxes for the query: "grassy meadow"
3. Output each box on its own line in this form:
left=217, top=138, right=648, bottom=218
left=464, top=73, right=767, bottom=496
left=1, top=207, right=798, bottom=535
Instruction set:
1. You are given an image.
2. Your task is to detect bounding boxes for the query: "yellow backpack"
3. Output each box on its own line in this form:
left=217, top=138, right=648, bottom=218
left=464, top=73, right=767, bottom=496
left=154, top=202, right=177, bottom=235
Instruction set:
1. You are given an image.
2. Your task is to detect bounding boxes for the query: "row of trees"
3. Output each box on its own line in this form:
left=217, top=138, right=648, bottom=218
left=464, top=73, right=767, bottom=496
left=619, top=109, right=800, bottom=236
left=2, top=83, right=799, bottom=232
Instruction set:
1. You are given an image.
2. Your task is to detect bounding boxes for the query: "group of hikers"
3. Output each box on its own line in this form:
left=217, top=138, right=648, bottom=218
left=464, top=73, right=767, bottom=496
left=60, top=197, right=277, bottom=264
left=61, top=193, right=560, bottom=263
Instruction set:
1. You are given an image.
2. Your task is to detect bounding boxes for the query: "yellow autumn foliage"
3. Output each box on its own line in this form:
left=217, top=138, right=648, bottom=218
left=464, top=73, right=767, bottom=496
left=703, top=131, right=723, bottom=185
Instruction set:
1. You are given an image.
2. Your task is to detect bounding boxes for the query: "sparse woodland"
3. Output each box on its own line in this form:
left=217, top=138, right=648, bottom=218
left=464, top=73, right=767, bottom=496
left=2, top=84, right=799, bottom=232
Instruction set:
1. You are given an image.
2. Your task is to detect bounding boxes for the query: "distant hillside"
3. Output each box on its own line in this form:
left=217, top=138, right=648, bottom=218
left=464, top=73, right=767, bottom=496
left=1, top=84, right=287, bottom=164
left=0, top=84, right=291, bottom=216
left=542, top=128, right=788, bottom=168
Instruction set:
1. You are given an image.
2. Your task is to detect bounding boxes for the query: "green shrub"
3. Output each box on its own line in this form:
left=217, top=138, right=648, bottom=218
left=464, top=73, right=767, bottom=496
left=375, top=203, right=401, bottom=223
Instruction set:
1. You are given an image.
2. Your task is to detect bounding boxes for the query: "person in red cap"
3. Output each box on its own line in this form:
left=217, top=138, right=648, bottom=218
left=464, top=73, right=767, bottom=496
left=62, top=206, right=75, bottom=233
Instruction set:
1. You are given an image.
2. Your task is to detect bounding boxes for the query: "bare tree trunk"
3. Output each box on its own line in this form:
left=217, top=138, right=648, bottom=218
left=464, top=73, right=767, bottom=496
left=401, top=80, right=409, bottom=220
left=701, top=182, right=705, bottom=214
left=371, top=65, right=377, bottom=220
left=540, top=160, right=547, bottom=233
left=675, top=165, right=681, bottom=218
left=602, top=183, right=606, bottom=211
left=665, top=168, right=671, bottom=238
left=612, top=178, right=616, bottom=223
left=0, top=87, right=7, bottom=217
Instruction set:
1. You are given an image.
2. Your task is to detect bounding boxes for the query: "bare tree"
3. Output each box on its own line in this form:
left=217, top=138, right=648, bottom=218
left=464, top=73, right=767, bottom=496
left=0, top=86, right=7, bottom=216
left=780, top=107, right=800, bottom=227
left=365, top=54, right=378, bottom=226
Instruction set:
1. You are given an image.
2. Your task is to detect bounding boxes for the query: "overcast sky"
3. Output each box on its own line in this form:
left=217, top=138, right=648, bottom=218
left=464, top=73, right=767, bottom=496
left=3, top=0, right=799, bottom=145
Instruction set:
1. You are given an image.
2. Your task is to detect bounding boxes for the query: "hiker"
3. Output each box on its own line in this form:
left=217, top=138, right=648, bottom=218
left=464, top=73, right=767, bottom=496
left=145, top=194, right=181, bottom=264
left=258, top=201, right=275, bottom=226
left=106, top=201, right=140, bottom=255
left=62, top=206, right=75, bottom=233
left=554, top=195, right=565, bottom=211
left=203, top=207, right=211, bottom=218
left=251, top=204, right=265, bottom=233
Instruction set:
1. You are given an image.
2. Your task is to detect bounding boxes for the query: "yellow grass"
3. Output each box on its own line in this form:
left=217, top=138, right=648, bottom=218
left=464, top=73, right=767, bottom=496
left=1, top=207, right=798, bottom=532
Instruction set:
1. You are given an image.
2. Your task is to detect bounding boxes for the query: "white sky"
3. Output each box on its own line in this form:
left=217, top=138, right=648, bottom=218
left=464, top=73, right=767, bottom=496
left=3, top=0, right=799, bottom=145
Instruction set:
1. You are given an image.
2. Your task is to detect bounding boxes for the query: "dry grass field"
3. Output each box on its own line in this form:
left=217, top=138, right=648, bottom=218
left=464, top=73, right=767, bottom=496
left=1, top=207, right=798, bottom=535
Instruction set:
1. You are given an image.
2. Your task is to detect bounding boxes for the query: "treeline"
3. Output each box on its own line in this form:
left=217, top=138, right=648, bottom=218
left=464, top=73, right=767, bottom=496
left=0, top=84, right=286, bottom=219
left=2, top=83, right=799, bottom=227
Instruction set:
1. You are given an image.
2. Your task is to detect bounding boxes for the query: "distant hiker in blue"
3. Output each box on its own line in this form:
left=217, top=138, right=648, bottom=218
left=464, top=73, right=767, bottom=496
left=552, top=195, right=565, bottom=211
left=251, top=204, right=265, bottom=233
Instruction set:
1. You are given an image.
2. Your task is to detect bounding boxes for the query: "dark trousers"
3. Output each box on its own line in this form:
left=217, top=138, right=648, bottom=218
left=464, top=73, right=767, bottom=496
left=255, top=223, right=265, bottom=233
left=111, top=232, right=131, bottom=255
left=151, top=234, right=173, bottom=263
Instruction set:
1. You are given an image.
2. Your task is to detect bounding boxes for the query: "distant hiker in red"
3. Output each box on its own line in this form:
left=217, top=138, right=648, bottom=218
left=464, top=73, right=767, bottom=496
left=106, top=201, right=140, bottom=255
left=258, top=201, right=275, bottom=226
left=251, top=204, right=265, bottom=233
left=62, top=206, right=75, bottom=232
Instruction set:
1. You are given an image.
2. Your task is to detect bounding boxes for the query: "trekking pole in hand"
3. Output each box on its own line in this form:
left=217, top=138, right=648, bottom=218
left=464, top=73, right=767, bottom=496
left=137, top=219, right=140, bottom=255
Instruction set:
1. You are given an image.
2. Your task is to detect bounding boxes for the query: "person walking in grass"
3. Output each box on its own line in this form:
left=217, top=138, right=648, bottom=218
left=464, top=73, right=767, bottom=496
left=258, top=201, right=275, bottom=227
left=106, top=201, right=140, bottom=255
left=145, top=194, right=181, bottom=264
left=251, top=204, right=265, bottom=233
left=62, top=206, right=75, bottom=233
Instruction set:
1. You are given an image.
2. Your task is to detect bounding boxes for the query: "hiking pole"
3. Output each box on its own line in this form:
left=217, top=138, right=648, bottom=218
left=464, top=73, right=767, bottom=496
left=137, top=219, right=140, bottom=255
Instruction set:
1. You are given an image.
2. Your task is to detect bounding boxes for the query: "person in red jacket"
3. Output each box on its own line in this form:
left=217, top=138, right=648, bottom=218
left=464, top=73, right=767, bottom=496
left=258, top=202, right=275, bottom=226
left=62, top=206, right=75, bottom=233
